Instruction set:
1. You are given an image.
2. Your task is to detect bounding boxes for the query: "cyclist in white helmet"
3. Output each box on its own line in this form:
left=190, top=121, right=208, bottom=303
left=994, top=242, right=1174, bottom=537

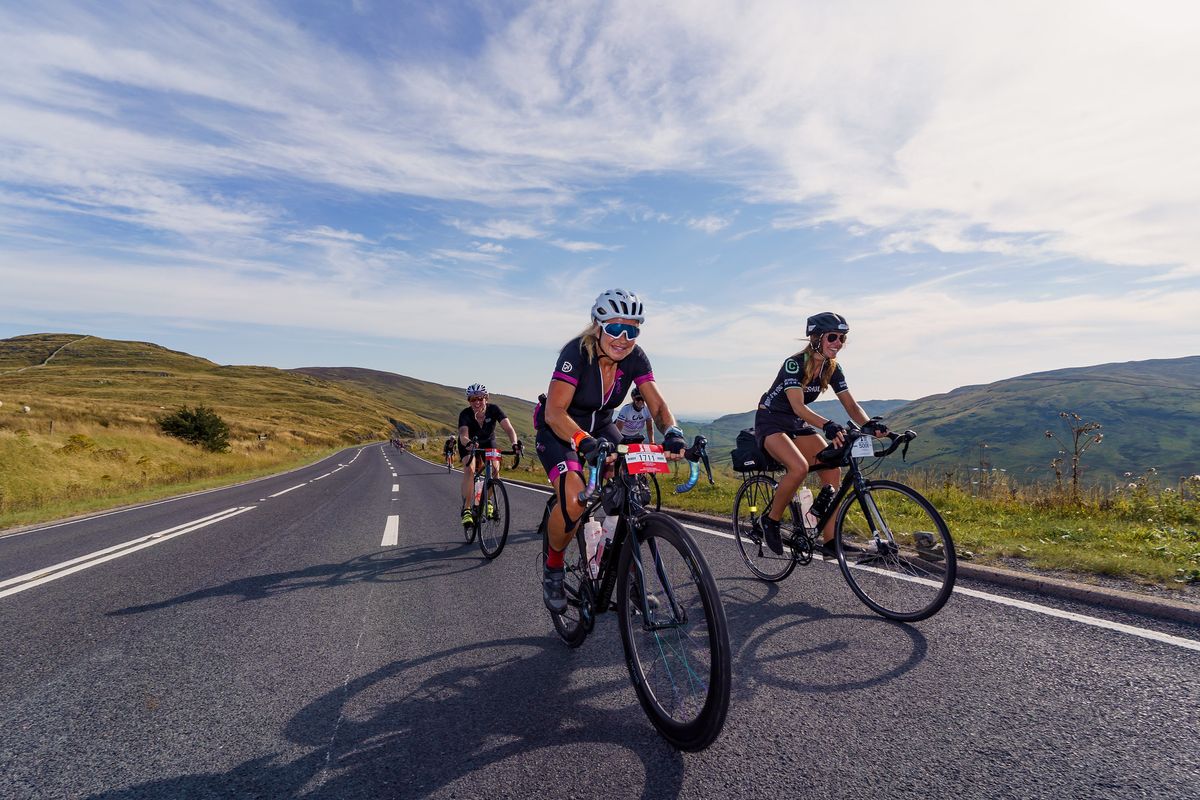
left=458, top=383, right=521, bottom=528
left=534, top=289, right=687, bottom=613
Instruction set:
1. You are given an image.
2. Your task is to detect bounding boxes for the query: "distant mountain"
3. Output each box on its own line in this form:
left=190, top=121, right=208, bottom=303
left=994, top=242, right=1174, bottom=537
left=885, top=356, right=1200, bottom=483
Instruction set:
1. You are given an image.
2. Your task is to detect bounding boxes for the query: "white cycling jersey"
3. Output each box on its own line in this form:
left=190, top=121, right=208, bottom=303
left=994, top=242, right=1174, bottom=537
left=615, top=402, right=652, bottom=440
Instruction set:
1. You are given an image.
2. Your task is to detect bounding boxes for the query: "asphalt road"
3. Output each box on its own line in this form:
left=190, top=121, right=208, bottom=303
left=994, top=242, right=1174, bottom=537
left=1, top=444, right=1197, bottom=799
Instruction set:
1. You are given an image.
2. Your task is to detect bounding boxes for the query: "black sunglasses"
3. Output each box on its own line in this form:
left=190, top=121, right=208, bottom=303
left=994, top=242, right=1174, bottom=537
left=824, top=333, right=847, bottom=344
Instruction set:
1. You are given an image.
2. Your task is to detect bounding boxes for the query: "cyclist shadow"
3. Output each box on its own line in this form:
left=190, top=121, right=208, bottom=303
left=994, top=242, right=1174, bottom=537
left=106, top=544, right=489, bottom=617
left=718, top=577, right=929, bottom=696
left=85, top=635, right=688, bottom=800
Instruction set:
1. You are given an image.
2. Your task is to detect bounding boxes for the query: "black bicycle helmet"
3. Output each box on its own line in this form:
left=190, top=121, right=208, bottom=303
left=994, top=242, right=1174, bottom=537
left=631, top=386, right=643, bottom=401
left=805, top=312, right=849, bottom=337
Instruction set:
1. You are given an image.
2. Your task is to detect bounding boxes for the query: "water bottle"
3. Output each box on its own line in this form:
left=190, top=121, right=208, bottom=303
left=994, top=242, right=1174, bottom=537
left=797, top=487, right=818, bottom=532
left=473, top=475, right=484, bottom=505
left=583, top=520, right=604, bottom=578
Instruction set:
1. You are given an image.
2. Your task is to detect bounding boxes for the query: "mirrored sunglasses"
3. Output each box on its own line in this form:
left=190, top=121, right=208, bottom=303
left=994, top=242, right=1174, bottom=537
left=601, top=322, right=641, bottom=340
left=824, top=333, right=847, bottom=344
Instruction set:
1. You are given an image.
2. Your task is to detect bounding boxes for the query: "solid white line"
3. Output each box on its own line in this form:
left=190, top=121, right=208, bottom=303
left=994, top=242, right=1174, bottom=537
left=0, top=507, right=256, bottom=599
left=381, top=515, right=399, bottom=547
left=392, top=484, right=399, bottom=492
left=677, top=519, right=1200, bottom=653
left=0, top=447, right=364, bottom=541
left=268, top=483, right=306, bottom=498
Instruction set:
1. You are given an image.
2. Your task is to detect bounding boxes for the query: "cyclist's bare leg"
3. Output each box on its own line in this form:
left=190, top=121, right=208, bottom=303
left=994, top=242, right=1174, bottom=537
left=762, top=432, right=810, bottom=522
left=547, top=470, right=586, bottom=553
left=794, top=434, right=841, bottom=541
left=460, top=454, right=478, bottom=507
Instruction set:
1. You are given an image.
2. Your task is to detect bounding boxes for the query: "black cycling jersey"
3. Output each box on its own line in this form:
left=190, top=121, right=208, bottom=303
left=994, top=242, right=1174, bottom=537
left=759, top=353, right=848, bottom=414
left=458, top=403, right=508, bottom=442
left=549, top=336, right=655, bottom=434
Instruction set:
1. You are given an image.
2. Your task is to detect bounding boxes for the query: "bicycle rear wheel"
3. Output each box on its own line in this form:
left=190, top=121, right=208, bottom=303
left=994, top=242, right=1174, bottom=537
left=834, top=479, right=957, bottom=622
left=478, top=479, right=510, bottom=559
left=617, top=514, right=731, bottom=751
left=540, top=498, right=590, bottom=647
left=732, top=474, right=797, bottom=581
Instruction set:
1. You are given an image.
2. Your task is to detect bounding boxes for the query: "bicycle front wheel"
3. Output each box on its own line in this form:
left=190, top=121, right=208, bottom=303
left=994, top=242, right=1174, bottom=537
left=648, top=473, right=661, bottom=512
left=478, top=480, right=510, bottom=559
left=617, top=514, right=731, bottom=751
left=732, top=474, right=797, bottom=582
left=834, top=479, right=957, bottom=622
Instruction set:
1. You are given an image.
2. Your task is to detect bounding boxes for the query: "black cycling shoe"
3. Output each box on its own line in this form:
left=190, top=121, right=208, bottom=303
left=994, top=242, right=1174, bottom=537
left=543, top=563, right=567, bottom=613
left=761, top=514, right=784, bottom=555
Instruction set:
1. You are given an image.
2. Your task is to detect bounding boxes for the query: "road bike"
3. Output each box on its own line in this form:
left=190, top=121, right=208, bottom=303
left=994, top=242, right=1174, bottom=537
left=732, top=423, right=956, bottom=622
left=537, top=436, right=729, bottom=750
left=461, top=440, right=522, bottom=559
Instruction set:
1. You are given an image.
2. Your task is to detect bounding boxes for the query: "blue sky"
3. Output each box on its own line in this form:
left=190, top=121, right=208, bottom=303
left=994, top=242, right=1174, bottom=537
left=1, top=1, right=1197, bottom=419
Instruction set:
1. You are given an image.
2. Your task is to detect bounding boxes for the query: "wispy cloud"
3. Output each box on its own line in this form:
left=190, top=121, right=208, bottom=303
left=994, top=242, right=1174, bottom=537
left=549, top=239, right=618, bottom=252
left=686, top=215, right=731, bottom=235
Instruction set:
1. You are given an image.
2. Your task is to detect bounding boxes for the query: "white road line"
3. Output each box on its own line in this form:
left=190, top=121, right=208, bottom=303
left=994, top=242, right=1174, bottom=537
left=677, top=520, right=1200, bottom=653
left=0, top=506, right=256, bottom=600
left=381, top=515, right=399, bottom=547
left=313, top=472, right=333, bottom=481
left=391, top=473, right=397, bottom=477
left=392, top=484, right=399, bottom=492
left=268, top=483, right=306, bottom=498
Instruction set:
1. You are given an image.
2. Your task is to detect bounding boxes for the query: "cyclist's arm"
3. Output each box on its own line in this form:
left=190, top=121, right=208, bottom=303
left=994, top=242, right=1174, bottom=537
left=836, top=389, right=885, bottom=436
left=458, top=425, right=472, bottom=448
left=544, top=380, right=583, bottom=443
left=784, top=387, right=831, bottom=430
left=637, top=381, right=683, bottom=460
left=498, top=417, right=519, bottom=446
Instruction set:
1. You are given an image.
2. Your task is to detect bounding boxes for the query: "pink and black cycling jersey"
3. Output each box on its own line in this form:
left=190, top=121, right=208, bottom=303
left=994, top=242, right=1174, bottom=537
left=550, top=336, right=655, bottom=433
left=759, top=354, right=848, bottom=413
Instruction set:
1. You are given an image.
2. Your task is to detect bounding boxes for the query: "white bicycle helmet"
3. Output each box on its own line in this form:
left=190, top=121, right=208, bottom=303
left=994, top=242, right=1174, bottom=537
left=591, top=288, right=645, bottom=324
left=465, top=383, right=487, bottom=398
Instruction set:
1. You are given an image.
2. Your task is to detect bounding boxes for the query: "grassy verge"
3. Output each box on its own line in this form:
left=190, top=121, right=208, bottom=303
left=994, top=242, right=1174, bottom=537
left=0, top=422, right=343, bottom=530
left=409, top=440, right=1200, bottom=590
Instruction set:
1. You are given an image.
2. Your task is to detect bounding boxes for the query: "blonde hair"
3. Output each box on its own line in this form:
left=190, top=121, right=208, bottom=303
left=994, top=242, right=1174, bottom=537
left=573, top=321, right=602, bottom=363
left=799, top=338, right=838, bottom=392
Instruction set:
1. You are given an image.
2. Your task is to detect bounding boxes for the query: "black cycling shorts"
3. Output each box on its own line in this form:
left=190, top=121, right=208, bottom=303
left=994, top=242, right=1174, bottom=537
left=535, top=423, right=621, bottom=484
left=753, top=408, right=816, bottom=451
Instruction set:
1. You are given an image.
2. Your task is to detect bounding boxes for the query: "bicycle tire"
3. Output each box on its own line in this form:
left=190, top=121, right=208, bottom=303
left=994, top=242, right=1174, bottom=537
left=833, top=479, right=957, bottom=622
left=541, top=497, right=590, bottom=647
left=732, top=474, right=798, bottom=582
left=617, top=513, right=731, bottom=751
left=477, top=479, right=510, bottom=559
left=649, top=473, right=662, bottom=512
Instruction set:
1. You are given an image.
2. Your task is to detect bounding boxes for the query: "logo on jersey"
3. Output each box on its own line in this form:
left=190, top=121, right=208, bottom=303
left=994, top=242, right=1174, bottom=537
left=560, top=361, right=573, bottom=373
left=555, top=460, right=568, bottom=475
left=785, top=358, right=800, bottom=374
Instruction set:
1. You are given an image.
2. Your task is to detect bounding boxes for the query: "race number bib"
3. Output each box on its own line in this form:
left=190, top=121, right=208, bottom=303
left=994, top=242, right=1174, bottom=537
left=624, top=444, right=670, bottom=474
left=850, top=436, right=876, bottom=459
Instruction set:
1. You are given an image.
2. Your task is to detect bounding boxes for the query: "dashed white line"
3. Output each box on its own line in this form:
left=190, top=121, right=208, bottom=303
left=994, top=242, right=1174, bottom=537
left=269, top=483, right=307, bottom=498
left=0, top=506, right=256, bottom=599
left=312, top=472, right=333, bottom=481
left=381, top=515, right=399, bottom=547
left=392, top=484, right=399, bottom=492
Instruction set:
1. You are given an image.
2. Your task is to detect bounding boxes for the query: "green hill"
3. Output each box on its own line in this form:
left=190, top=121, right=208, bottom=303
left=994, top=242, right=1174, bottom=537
left=886, top=356, right=1200, bottom=483
left=291, top=367, right=535, bottom=441
left=0, top=333, right=530, bottom=526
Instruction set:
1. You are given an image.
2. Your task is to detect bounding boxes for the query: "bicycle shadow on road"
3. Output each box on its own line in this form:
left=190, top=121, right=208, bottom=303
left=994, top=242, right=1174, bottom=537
left=718, top=576, right=929, bottom=695
left=105, top=542, right=492, bottom=617
left=84, top=635, right=690, bottom=800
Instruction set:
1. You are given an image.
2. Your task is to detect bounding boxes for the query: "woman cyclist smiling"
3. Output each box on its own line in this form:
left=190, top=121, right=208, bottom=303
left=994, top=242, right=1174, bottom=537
left=755, top=312, right=891, bottom=557
left=536, top=288, right=687, bottom=612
